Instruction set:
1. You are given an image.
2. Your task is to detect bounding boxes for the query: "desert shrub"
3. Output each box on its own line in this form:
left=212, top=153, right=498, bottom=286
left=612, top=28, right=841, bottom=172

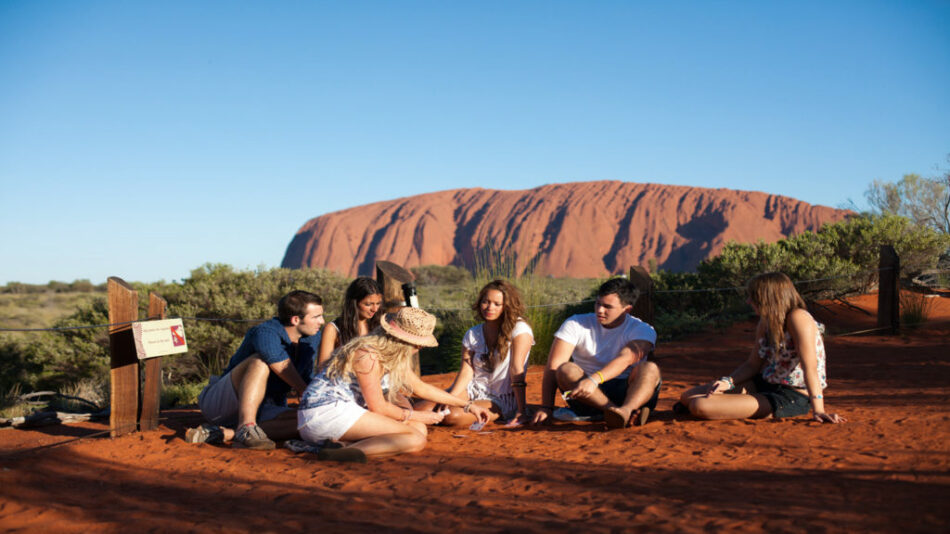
left=900, top=292, right=938, bottom=328
left=697, top=214, right=950, bottom=300
left=160, top=381, right=205, bottom=408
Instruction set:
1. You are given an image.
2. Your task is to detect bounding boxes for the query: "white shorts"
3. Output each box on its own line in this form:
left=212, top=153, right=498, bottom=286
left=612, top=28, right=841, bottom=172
left=197, top=372, right=291, bottom=427
left=297, top=400, right=367, bottom=442
left=466, top=382, right=518, bottom=420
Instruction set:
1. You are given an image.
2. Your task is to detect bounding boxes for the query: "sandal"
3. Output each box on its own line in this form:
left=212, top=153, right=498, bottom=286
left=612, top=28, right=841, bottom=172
left=634, top=406, right=651, bottom=427
left=604, top=407, right=630, bottom=429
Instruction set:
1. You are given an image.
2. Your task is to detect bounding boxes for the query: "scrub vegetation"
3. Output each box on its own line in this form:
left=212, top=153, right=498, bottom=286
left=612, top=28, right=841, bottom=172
left=1, top=213, right=947, bottom=415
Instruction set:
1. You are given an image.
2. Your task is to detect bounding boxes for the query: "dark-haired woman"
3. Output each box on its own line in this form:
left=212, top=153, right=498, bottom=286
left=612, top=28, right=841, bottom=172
left=678, top=272, right=844, bottom=424
left=318, top=277, right=383, bottom=367
left=419, top=279, right=534, bottom=427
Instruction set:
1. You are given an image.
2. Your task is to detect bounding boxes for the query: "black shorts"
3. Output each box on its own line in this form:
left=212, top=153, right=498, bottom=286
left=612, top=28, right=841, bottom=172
left=566, top=377, right=661, bottom=417
left=753, top=375, right=811, bottom=418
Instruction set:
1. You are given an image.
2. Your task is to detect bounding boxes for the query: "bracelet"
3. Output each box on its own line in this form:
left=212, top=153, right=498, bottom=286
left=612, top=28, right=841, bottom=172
left=719, top=376, right=735, bottom=391
left=810, top=394, right=823, bottom=400
left=463, top=401, right=473, bottom=413
left=401, top=406, right=412, bottom=422
left=584, top=375, right=598, bottom=386
left=595, top=371, right=606, bottom=384
left=510, top=380, right=527, bottom=388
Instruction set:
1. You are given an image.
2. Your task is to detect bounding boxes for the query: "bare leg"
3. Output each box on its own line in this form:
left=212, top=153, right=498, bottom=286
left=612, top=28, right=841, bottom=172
left=608, top=361, right=661, bottom=424
left=337, top=411, right=428, bottom=458
left=228, top=356, right=270, bottom=428
left=440, top=400, right=501, bottom=427
left=556, top=362, right=611, bottom=410
left=688, top=392, right=772, bottom=420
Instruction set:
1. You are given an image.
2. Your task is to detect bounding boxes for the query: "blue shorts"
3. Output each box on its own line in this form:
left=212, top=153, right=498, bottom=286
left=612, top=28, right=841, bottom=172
left=565, top=377, right=661, bottom=417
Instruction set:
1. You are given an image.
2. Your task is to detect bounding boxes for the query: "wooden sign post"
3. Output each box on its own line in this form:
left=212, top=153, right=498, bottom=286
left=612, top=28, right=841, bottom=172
left=877, top=245, right=900, bottom=335
left=108, top=277, right=139, bottom=437
left=375, top=260, right=421, bottom=375
left=628, top=265, right=655, bottom=324
left=139, top=293, right=167, bottom=431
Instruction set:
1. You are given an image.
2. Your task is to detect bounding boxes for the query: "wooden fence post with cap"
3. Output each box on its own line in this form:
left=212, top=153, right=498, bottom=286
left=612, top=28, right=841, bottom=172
left=375, top=260, right=421, bottom=375
left=108, top=277, right=139, bottom=437
left=139, top=292, right=167, bottom=431
left=877, top=245, right=900, bottom=335
left=628, top=266, right=655, bottom=325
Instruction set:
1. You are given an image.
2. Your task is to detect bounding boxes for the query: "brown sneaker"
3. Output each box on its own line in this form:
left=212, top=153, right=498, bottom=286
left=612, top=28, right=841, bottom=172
left=232, top=423, right=275, bottom=450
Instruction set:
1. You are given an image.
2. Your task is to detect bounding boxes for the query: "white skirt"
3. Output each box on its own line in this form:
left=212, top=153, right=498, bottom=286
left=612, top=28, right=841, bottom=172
left=297, top=400, right=367, bottom=442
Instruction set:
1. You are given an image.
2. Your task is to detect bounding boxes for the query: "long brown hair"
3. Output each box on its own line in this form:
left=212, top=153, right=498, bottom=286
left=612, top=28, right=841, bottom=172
left=746, top=272, right=807, bottom=352
left=333, top=277, right=383, bottom=345
left=472, top=279, right=528, bottom=371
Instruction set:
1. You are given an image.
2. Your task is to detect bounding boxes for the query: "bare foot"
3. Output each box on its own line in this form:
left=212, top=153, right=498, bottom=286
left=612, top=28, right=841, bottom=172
left=604, top=406, right=631, bottom=429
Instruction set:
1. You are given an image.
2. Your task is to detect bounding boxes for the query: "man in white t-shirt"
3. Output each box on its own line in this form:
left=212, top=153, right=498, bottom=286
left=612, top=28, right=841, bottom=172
left=531, top=278, right=661, bottom=429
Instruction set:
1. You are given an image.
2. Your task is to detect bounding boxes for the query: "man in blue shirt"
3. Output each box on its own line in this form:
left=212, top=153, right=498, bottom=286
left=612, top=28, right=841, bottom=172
left=186, top=290, right=325, bottom=449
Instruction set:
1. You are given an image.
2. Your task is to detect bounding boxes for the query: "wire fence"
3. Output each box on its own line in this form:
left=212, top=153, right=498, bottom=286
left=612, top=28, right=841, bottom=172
left=2, top=266, right=948, bottom=333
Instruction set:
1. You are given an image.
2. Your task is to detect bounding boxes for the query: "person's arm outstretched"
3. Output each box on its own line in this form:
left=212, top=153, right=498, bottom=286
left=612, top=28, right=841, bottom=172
left=568, top=339, right=653, bottom=401
left=409, top=373, right=491, bottom=423
left=531, top=338, right=574, bottom=424
left=505, top=331, right=533, bottom=425
left=789, top=309, right=845, bottom=424
left=705, top=320, right=766, bottom=396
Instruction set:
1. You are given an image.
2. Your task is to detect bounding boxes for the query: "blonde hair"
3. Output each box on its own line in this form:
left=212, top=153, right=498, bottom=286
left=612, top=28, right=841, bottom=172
left=324, top=329, right=415, bottom=402
left=746, top=272, right=807, bottom=352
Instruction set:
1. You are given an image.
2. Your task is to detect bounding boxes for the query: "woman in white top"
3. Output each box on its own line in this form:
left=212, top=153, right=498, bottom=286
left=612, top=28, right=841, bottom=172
left=419, top=279, right=534, bottom=427
left=678, top=272, right=844, bottom=423
left=298, top=307, right=491, bottom=462
left=318, top=277, right=383, bottom=367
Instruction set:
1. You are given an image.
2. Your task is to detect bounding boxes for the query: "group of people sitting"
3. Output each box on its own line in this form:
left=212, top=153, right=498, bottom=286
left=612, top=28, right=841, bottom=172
left=185, top=272, right=844, bottom=463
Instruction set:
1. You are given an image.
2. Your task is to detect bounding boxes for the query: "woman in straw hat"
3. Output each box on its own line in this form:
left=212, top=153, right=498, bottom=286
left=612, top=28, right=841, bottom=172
left=298, top=307, right=491, bottom=462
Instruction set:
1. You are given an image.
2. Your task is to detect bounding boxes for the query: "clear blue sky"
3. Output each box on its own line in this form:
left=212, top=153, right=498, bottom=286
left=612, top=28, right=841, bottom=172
left=1, top=1, right=948, bottom=284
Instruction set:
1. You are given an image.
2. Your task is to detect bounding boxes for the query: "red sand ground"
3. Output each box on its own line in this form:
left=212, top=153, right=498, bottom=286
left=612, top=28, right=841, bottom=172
left=1, top=293, right=948, bottom=533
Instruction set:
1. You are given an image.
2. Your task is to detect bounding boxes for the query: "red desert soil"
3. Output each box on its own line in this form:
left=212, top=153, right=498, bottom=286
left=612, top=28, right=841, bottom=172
left=1, top=293, right=948, bottom=533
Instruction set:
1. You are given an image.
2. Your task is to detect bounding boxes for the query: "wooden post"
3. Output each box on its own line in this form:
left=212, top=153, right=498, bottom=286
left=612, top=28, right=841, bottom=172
left=877, top=245, right=900, bottom=335
left=375, top=260, right=421, bottom=375
left=108, top=277, right=139, bottom=437
left=628, top=266, right=654, bottom=324
left=139, top=293, right=166, bottom=431
left=376, top=260, right=415, bottom=311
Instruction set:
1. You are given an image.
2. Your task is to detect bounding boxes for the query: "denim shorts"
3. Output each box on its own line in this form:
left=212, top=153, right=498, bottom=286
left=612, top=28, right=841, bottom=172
left=753, top=374, right=811, bottom=418
left=566, top=377, right=661, bottom=417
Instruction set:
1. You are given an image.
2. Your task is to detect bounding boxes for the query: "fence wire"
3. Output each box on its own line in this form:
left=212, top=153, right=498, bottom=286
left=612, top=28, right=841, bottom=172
left=0, top=266, right=946, bottom=332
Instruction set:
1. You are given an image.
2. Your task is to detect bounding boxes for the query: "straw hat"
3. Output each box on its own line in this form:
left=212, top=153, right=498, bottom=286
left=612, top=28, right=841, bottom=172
left=380, top=307, right=439, bottom=347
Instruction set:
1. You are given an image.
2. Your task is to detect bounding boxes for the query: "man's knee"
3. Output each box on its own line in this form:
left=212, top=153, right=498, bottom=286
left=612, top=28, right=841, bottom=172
left=631, top=360, right=660, bottom=385
left=230, top=355, right=271, bottom=388
left=555, top=362, right=584, bottom=389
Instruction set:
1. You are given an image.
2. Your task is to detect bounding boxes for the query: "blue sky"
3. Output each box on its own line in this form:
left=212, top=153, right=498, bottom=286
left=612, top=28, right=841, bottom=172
left=1, top=1, right=948, bottom=284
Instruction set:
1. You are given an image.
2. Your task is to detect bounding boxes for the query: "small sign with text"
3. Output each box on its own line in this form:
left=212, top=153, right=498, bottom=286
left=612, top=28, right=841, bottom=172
left=132, top=318, right=188, bottom=359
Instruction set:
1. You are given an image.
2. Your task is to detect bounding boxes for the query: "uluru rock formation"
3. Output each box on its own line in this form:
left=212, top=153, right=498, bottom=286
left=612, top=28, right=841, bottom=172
left=281, top=181, right=850, bottom=278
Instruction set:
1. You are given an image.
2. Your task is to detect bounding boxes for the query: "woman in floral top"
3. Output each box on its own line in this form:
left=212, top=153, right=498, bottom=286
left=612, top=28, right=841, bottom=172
left=678, top=272, right=845, bottom=423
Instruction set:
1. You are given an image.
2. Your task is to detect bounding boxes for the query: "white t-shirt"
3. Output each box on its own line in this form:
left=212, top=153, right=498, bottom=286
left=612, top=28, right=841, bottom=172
left=462, top=320, right=534, bottom=398
left=553, top=313, right=656, bottom=379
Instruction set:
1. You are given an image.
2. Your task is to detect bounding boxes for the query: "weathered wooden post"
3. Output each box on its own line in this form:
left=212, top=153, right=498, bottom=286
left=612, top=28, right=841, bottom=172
left=628, top=266, right=654, bottom=324
left=877, top=245, right=900, bottom=335
left=376, top=260, right=416, bottom=311
left=139, top=293, right=166, bottom=431
left=376, top=260, right=421, bottom=374
left=108, top=277, right=139, bottom=437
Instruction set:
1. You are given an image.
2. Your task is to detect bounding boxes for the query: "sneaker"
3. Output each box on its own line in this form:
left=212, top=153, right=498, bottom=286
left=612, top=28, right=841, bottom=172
left=232, top=423, right=275, bottom=450
left=185, top=423, right=224, bottom=445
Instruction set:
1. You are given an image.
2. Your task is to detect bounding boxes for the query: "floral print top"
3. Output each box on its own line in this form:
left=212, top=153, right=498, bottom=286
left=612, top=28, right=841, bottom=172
left=758, top=321, right=827, bottom=390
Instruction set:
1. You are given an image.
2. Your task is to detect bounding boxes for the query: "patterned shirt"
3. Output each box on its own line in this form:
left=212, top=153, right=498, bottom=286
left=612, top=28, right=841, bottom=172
left=758, top=322, right=827, bottom=389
